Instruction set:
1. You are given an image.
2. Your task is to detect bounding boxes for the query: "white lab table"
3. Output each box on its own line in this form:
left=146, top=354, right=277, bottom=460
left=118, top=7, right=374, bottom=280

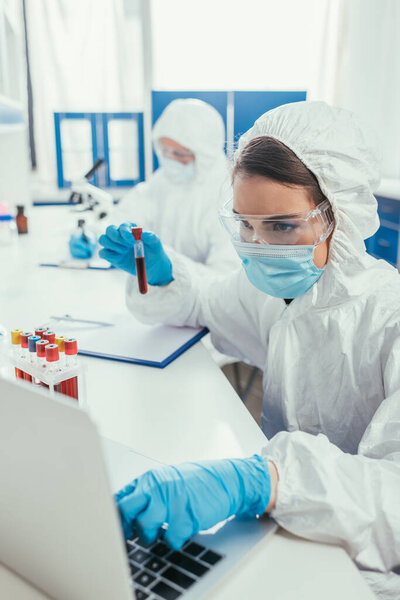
left=0, top=207, right=375, bottom=600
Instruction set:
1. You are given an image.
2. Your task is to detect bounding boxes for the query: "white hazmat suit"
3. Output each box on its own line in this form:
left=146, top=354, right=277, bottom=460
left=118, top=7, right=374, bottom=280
left=126, top=101, right=400, bottom=599
left=110, top=99, right=237, bottom=280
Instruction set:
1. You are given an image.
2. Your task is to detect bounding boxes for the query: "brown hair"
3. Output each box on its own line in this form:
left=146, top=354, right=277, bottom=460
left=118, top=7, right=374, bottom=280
left=233, top=137, right=326, bottom=206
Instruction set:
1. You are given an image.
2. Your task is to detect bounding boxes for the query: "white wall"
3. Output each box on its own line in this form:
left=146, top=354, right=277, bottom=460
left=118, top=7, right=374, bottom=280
left=151, top=0, right=326, bottom=91
left=310, top=0, right=400, bottom=180
left=0, top=0, right=26, bottom=103
left=0, top=0, right=30, bottom=210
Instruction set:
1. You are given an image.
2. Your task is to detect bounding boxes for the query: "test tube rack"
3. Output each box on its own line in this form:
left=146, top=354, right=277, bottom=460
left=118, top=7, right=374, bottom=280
left=9, top=353, right=82, bottom=398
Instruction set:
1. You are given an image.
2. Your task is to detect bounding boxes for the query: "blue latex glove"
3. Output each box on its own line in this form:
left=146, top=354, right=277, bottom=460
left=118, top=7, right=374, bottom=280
left=69, top=230, right=97, bottom=259
left=115, top=455, right=271, bottom=549
left=98, top=222, right=173, bottom=286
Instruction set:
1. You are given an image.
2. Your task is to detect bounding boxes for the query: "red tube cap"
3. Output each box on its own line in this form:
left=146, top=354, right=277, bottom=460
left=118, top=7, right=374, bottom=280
left=43, top=330, right=56, bottom=343
left=132, top=227, right=142, bottom=241
left=36, top=339, right=49, bottom=358
left=20, top=332, right=33, bottom=348
left=64, top=338, right=78, bottom=355
left=45, top=344, right=59, bottom=362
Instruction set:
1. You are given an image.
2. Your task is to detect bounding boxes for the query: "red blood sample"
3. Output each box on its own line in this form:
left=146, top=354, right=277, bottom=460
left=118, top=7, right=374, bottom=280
left=20, top=332, right=33, bottom=382
left=64, top=338, right=79, bottom=400
left=43, top=330, right=56, bottom=344
left=135, top=256, right=148, bottom=294
left=132, top=227, right=148, bottom=295
left=36, top=339, right=49, bottom=388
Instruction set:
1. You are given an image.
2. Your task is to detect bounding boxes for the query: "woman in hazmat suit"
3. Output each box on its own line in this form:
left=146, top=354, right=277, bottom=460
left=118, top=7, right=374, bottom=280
left=80, top=98, right=237, bottom=279
left=100, top=101, right=400, bottom=599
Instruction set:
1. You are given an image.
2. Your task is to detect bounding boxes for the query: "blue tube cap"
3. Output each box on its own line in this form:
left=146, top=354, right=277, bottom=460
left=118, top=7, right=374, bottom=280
left=28, top=335, right=41, bottom=353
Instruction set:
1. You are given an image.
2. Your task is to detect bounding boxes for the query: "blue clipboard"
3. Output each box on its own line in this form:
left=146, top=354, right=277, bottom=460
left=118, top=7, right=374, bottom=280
left=39, top=261, right=112, bottom=271
left=78, top=328, right=208, bottom=369
left=48, top=315, right=209, bottom=369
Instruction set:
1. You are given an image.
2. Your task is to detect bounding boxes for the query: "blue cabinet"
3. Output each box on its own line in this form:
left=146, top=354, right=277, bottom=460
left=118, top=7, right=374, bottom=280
left=365, top=195, right=400, bottom=268
left=377, top=196, right=400, bottom=226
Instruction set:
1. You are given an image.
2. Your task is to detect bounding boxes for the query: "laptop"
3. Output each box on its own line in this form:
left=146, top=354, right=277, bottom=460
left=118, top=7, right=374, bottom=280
left=0, top=376, right=276, bottom=600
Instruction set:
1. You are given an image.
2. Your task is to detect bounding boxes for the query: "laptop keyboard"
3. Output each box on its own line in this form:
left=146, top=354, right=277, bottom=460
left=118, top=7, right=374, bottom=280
left=126, top=531, right=224, bottom=600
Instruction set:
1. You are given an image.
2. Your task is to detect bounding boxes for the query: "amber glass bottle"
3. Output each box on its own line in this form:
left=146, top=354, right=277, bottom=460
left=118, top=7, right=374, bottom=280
left=16, top=205, right=28, bottom=234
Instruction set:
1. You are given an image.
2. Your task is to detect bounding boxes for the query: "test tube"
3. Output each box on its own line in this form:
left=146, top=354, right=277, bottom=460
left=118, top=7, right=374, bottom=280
left=35, top=327, right=47, bottom=339
left=36, top=339, right=49, bottom=387
left=28, top=335, right=41, bottom=363
left=28, top=335, right=41, bottom=382
left=20, top=332, right=33, bottom=382
left=55, top=335, right=67, bottom=395
left=43, top=330, right=56, bottom=344
left=55, top=335, right=66, bottom=365
left=64, top=338, right=79, bottom=400
left=45, top=344, right=63, bottom=394
left=11, top=329, right=24, bottom=379
left=36, top=339, right=49, bottom=368
left=132, top=227, right=148, bottom=294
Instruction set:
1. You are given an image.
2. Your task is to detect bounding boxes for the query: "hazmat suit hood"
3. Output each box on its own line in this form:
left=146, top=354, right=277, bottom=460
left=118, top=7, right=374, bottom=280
left=152, top=98, right=227, bottom=182
left=235, top=101, right=388, bottom=308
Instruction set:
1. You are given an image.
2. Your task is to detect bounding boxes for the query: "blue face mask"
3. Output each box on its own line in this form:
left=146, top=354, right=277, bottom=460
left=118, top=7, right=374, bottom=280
left=233, top=241, right=325, bottom=299
left=159, top=156, right=195, bottom=184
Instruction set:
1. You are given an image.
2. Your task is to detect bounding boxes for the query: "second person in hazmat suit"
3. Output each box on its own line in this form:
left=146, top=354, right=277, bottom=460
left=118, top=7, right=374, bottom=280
left=97, top=98, right=238, bottom=280
left=100, top=101, right=400, bottom=600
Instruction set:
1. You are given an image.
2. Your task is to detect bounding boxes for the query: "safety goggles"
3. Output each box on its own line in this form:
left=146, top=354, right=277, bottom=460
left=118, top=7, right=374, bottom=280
left=156, top=141, right=195, bottom=162
left=219, top=198, right=334, bottom=246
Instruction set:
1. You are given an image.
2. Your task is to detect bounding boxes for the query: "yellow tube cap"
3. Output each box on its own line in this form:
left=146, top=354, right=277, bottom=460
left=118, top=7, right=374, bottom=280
left=55, top=335, right=66, bottom=352
left=11, top=329, right=23, bottom=345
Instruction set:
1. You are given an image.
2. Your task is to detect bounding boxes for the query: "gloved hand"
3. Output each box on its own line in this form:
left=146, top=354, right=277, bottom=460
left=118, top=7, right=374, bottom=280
left=116, top=455, right=271, bottom=549
left=98, top=222, right=173, bottom=286
left=69, top=230, right=97, bottom=259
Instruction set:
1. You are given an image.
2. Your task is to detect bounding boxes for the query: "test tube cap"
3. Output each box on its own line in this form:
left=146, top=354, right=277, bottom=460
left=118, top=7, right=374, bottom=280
left=11, top=329, right=23, bottom=345
left=43, top=330, right=56, bottom=344
left=55, top=336, right=66, bottom=352
left=36, top=339, right=49, bottom=357
left=45, top=344, right=59, bottom=362
left=20, top=332, right=33, bottom=348
left=64, top=338, right=78, bottom=355
left=28, top=335, right=41, bottom=353
left=35, top=327, right=47, bottom=338
left=132, top=227, right=142, bottom=241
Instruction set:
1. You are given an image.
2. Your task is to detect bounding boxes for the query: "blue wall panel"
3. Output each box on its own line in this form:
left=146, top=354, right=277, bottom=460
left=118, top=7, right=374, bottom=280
left=366, top=195, right=400, bottom=267
left=233, top=91, right=307, bottom=142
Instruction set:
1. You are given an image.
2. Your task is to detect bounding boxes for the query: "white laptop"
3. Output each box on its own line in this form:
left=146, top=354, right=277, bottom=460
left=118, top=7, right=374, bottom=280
left=0, top=376, right=276, bottom=600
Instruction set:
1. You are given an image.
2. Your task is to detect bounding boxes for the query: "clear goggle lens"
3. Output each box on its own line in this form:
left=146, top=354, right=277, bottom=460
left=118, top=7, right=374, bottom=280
left=219, top=198, right=334, bottom=246
left=156, top=141, right=195, bottom=161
